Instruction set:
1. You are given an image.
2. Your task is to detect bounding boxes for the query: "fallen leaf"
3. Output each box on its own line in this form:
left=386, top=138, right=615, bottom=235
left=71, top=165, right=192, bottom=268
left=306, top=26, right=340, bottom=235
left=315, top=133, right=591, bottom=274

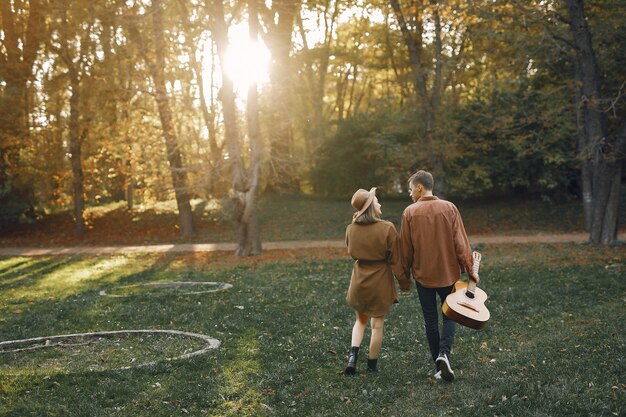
left=13, top=310, right=24, bottom=314
left=261, top=388, right=274, bottom=395
left=327, top=350, right=337, bottom=356
left=438, top=394, right=448, bottom=403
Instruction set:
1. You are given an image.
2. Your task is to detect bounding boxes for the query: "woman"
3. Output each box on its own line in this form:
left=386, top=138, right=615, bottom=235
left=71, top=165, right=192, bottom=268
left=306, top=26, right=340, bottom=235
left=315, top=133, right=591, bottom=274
left=344, top=187, right=412, bottom=375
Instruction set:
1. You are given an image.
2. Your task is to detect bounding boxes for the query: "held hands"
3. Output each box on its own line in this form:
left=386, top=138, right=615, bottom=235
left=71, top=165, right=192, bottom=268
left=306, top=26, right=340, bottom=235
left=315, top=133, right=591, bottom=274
left=399, top=278, right=413, bottom=292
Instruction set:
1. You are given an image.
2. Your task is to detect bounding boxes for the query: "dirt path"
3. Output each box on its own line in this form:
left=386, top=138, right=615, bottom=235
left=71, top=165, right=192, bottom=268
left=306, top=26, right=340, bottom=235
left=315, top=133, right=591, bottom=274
left=0, top=232, right=623, bottom=257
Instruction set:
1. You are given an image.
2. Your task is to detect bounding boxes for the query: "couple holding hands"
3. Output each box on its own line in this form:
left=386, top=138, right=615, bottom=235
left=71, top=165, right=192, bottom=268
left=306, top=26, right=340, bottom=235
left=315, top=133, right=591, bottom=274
left=344, top=170, right=479, bottom=382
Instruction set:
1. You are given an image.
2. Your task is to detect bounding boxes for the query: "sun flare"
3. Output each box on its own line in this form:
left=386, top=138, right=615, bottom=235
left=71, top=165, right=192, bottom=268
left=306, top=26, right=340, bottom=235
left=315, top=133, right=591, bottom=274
left=201, top=22, right=271, bottom=95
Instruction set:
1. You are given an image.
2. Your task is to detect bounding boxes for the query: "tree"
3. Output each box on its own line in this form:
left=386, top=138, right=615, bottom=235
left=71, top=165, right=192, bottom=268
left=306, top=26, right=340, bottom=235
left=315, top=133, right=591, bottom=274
left=177, top=0, right=224, bottom=196
left=212, top=0, right=263, bottom=255
left=0, top=0, right=46, bottom=226
left=240, top=0, right=263, bottom=255
left=296, top=0, right=341, bottom=160
left=566, top=0, right=625, bottom=244
left=388, top=0, right=447, bottom=193
left=259, top=0, right=301, bottom=191
left=127, top=0, right=194, bottom=236
left=46, top=0, right=107, bottom=235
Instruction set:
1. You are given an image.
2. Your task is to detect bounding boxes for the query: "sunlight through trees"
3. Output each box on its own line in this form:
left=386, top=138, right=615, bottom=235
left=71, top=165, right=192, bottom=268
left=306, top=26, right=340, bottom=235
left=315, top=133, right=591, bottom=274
left=0, top=0, right=624, bottom=246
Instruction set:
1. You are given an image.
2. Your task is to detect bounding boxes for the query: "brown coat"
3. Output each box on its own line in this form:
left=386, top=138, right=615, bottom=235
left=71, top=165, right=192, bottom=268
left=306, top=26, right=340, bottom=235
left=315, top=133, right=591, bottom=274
left=399, top=196, right=473, bottom=288
left=345, top=220, right=410, bottom=317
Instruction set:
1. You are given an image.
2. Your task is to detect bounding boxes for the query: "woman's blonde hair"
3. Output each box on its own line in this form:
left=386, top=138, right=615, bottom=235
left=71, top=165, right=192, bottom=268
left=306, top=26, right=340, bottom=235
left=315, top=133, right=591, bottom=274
left=354, top=199, right=381, bottom=225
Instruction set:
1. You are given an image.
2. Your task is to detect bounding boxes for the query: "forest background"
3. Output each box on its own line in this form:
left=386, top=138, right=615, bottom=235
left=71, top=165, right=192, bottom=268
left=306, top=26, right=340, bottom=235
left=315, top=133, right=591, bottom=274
left=1, top=0, right=625, bottom=255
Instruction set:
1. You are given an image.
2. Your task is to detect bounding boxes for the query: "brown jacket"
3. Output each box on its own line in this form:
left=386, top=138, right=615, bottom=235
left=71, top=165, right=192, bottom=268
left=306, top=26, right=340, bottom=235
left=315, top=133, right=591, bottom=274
left=345, top=220, right=411, bottom=317
left=400, top=196, right=473, bottom=288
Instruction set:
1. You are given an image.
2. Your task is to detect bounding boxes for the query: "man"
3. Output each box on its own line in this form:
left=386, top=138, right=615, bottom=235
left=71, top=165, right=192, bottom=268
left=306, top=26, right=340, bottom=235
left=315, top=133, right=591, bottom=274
left=399, top=170, right=478, bottom=382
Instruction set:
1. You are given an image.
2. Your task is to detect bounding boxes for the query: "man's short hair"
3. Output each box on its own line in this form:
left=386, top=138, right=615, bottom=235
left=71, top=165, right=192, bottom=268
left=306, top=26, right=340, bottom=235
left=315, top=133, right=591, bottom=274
left=408, top=170, right=434, bottom=191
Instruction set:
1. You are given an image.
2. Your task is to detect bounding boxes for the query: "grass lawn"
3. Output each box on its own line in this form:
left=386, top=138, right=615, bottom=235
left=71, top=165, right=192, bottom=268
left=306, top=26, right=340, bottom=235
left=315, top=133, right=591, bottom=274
left=0, top=243, right=624, bottom=416
left=3, top=192, right=623, bottom=246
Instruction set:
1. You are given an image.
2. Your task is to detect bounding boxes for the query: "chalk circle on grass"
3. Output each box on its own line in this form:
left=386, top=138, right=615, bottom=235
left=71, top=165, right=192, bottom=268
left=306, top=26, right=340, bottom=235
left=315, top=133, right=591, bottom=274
left=98, top=281, right=233, bottom=297
left=0, top=329, right=220, bottom=373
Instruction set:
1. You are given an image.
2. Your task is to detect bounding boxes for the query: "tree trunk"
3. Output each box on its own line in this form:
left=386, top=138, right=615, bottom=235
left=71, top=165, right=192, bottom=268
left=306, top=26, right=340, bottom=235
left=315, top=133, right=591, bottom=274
left=314, top=1, right=340, bottom=142
left=262, top=0, right=300, bottom=192
left=151, top=0, right=194, bottom=236
left=428, top=0, right=445, bottom=195
left=212, top=0, right=264, bottom=255
left=68, top=72, right=86, bottom=235
left=389, top=0, right=446, bottom=194
left=129, top=0, right=194, bottom=235
left=389, top=0, right=428, bottom=101
left=211, top=0, right=246, bottom=189
left=0, top=0, right=45, bottom=220
left=575, top=79, right=593, bottom=230
left=567, top=0, right=623, bottom=245
left=194, top=41, right=221, bottom=164
left=212, top=0, right=245, bottom=218
left=178, top=1, right=221, bottom=167
left=236, top=0, right=264, bottom=256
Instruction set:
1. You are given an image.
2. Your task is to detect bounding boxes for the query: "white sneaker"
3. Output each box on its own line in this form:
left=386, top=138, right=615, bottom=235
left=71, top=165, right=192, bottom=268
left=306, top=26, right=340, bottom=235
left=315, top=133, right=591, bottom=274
left=427, top=368, right=442, bottom=380
left=436, top=353, right=455, bottom=382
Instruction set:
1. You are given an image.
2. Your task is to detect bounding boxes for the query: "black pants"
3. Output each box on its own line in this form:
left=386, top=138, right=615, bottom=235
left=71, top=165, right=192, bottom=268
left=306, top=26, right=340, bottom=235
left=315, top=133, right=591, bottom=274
left=416, top=282, right=456, bottom=363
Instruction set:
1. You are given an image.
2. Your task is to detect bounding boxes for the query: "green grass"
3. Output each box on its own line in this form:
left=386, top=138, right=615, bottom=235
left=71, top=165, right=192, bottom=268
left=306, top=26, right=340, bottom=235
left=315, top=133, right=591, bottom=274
left=257, top=194, right=593, bottom=240
left=0, top=243, right=624, bottom=416
left=4, top=192, right=622, bottom=246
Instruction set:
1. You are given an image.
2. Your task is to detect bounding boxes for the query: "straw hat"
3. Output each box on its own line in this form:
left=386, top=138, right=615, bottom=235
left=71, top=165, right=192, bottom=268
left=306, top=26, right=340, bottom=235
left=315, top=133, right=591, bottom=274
left=351, top=187, right=377, bottom=223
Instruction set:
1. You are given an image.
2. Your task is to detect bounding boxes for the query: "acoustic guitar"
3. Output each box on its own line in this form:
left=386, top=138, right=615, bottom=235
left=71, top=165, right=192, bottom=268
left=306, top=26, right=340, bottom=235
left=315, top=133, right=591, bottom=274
left=442, top=251, right=490, bottom=329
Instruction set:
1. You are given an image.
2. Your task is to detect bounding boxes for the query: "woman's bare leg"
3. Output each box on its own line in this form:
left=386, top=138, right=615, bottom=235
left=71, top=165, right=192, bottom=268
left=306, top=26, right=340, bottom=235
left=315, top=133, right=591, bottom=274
left=365, top=316, right=385, bottom=372
left=345, top=312, right=369, bottom=375
left=369, top=316, right=385, bottom=359
left=351, top=312, right=368, bottom=347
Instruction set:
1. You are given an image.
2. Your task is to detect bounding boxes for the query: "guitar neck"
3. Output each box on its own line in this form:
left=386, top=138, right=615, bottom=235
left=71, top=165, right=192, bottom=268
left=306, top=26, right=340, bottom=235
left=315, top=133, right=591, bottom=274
left=467, top=252, right=481, bottom=295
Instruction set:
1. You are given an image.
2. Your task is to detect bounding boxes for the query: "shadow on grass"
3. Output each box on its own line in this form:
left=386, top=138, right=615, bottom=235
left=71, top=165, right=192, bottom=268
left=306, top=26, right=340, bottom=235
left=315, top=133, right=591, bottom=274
left=0, top=356, right=224, bottom=417
left=0, top=251, right=234, bottom=417
left=0, top=257, right=72, bottom=291
left=1, top=244, right=624, bottom=416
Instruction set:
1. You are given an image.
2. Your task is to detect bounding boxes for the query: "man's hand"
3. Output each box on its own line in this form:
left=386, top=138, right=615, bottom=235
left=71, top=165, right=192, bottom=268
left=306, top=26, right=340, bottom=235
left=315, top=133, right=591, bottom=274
left=399, top=279, right=413, bottom=292
left=469, top=273, right=480, bottom=284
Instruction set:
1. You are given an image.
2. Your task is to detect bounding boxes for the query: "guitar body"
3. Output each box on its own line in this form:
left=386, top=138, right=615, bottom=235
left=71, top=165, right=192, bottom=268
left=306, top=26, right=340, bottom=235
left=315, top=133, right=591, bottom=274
left=442, top=280, right=490, bottom=330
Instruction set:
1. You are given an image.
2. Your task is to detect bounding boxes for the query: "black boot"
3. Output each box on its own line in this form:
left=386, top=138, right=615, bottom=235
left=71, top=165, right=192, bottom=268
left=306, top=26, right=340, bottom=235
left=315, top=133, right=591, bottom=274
left=344, top=346, right=359, bottom=376
left=367, top=358, right=378, bottom=373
